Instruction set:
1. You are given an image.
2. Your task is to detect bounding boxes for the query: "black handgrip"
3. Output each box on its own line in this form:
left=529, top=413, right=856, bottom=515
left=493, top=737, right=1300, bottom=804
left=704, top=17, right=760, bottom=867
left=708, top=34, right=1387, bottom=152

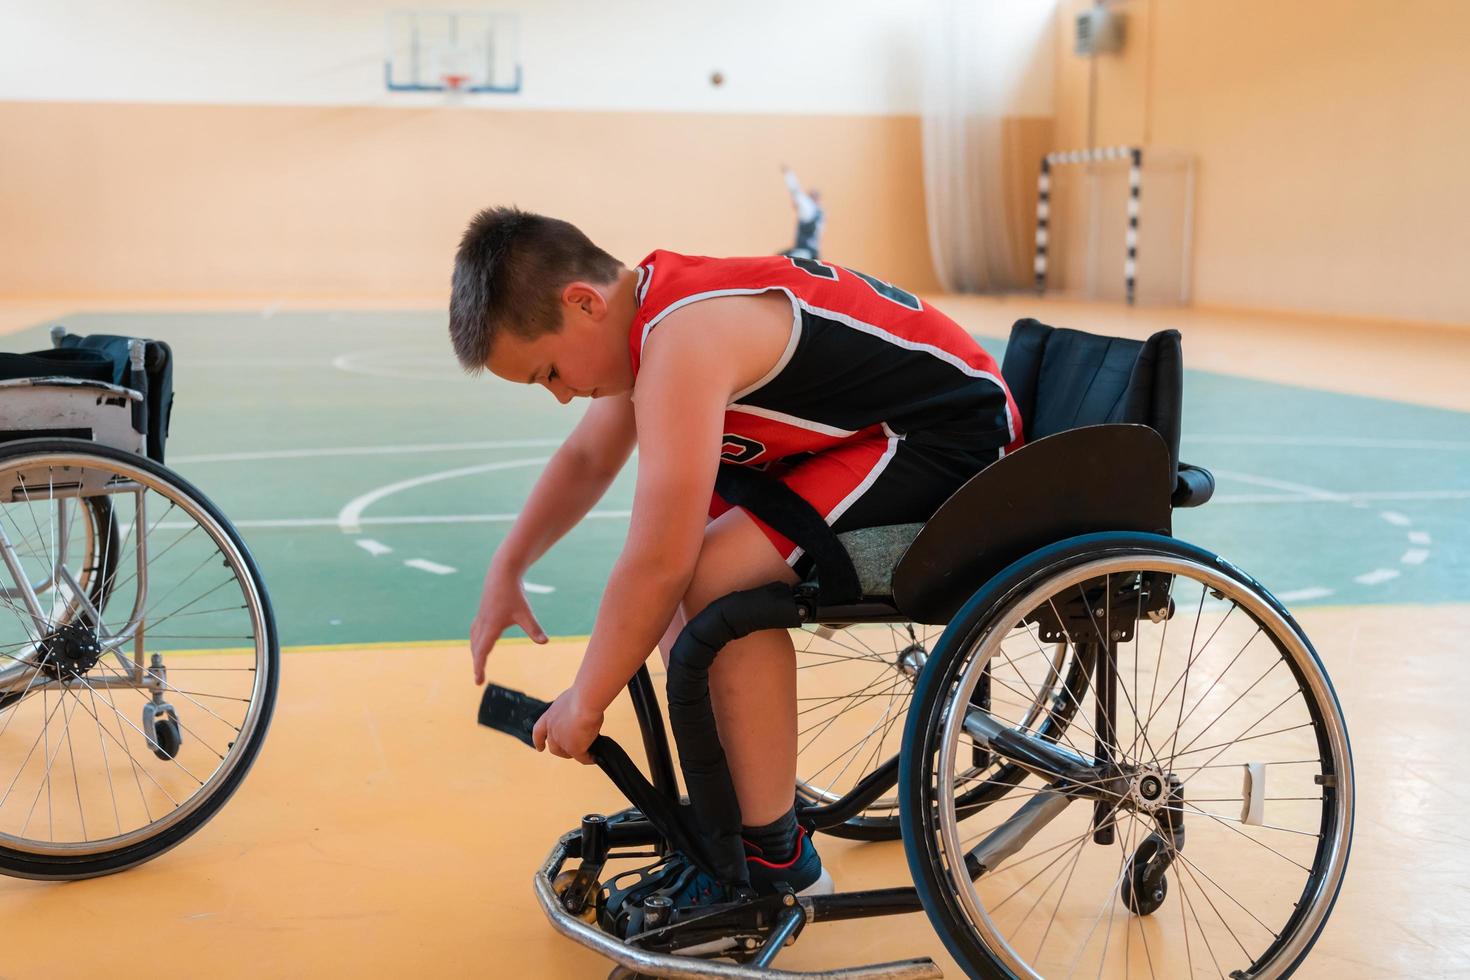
left=1172, top=462, right=1216, bottom=509
left=478, top=684, right=551, bottom=748
left=477, top=683, right=723, bottom=875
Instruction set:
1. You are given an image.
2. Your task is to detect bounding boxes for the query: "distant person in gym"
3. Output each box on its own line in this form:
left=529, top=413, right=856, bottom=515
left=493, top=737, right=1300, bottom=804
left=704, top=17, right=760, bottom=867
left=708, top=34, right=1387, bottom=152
left=779, top=165, right=824, bottom=260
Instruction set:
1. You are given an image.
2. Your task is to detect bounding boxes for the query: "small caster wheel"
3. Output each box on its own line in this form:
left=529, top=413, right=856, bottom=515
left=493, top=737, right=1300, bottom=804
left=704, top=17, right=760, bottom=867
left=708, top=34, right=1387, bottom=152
left=553, top=869, right=601, bottom=924
left=142, top=702, right=183, bottom=761
left=1121, top=833, right=1169, bottom=916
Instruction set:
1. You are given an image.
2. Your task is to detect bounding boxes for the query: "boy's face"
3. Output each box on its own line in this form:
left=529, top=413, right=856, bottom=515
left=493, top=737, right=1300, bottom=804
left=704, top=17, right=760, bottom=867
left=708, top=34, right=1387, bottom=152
left=484, top=280, right=634, bottom=402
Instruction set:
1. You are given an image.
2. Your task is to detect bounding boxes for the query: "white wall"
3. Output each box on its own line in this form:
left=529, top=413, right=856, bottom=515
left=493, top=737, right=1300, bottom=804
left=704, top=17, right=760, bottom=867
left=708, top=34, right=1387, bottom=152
left=0, top=0, right=1056, bottom=116
left=0, top=1, right=906, bottom=114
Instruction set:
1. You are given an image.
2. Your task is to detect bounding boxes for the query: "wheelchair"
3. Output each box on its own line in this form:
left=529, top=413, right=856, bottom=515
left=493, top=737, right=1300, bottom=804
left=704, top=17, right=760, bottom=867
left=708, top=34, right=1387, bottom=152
left=0, top=327, right=278, bottom=880
left=482, top=318, right=1354, bottom=979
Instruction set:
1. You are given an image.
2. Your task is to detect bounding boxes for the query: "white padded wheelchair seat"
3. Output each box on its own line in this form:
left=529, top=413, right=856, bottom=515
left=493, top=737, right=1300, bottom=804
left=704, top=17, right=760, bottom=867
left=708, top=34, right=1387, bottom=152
left=829, top=523, right=925, bottom=598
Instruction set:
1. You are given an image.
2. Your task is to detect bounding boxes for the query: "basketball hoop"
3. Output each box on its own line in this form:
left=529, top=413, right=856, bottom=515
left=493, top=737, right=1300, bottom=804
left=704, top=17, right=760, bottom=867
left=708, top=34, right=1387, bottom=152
left=442, top=73, right=471, bottom=101
left=386, top=10, right=523, bottom=96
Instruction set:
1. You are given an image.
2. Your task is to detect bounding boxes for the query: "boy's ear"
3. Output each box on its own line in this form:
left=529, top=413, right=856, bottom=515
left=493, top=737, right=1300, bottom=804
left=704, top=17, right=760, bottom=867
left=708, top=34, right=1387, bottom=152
left=562, top=281, right=607, bottom=319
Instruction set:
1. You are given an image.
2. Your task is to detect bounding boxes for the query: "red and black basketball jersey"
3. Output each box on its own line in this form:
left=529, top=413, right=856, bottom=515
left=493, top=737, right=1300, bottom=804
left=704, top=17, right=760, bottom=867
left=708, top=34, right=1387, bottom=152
left=628, top=250, right=1023, bottom=467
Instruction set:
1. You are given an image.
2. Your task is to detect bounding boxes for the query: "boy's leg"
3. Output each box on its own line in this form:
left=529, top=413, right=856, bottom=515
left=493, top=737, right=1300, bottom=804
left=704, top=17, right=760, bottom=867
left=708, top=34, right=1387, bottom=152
left=675, top=507, right=800, bottom=827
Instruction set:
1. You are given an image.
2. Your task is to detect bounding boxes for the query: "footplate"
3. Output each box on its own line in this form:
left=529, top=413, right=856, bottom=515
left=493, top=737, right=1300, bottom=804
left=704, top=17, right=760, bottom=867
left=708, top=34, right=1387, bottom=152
left=535, top=833, right=943, bottom=980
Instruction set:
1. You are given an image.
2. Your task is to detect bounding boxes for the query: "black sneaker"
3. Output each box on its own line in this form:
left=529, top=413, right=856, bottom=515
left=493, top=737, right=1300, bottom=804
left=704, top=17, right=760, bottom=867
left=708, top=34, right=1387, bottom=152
left=743, top=826, right=834, bottom=896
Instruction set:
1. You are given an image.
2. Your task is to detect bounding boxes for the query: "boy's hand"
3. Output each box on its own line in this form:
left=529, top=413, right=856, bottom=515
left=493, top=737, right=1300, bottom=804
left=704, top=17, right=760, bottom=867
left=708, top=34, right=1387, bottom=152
left=531, top=686, right=604, bottom=765
left=470, top=563, right=548, bottom=685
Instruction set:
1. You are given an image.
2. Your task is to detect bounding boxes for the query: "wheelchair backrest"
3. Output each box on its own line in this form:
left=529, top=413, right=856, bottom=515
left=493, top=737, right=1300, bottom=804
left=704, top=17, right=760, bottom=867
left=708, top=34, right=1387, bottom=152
left=1001, top=318, right=1182, bottom=480
left=0, top=331, right=174, bottom=463
left=55, top=333, right=175, bottom=463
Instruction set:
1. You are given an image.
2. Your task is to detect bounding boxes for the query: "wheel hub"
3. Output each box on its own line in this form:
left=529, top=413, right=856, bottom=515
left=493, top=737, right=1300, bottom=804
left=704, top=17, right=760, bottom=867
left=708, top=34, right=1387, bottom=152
left=1128, top=767, right=1170, bottom=814
left=896, top=643, right=927, bottom=681
left=38, top=622, right=103, bottom=680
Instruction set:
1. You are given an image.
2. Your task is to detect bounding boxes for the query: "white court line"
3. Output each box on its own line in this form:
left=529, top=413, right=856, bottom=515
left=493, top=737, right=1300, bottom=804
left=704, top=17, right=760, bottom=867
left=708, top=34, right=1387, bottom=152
left=333, top=349, right=461, bottom=381
left=1380, top=511, right=1412, bottom=526
left=172, top=439, right=561, bottom=464
left=1275, top=587, right=1335, bottom=603
left=356, top=539, right=393, bottom=556
left=1408, top=531, right=1432, bottom=545
left=147, top=510, right=633, bottom=531
left=1354, top=569, right=1401, bottom=586
left=337, top=458, right=550, bottom=533
left=523, top=581, right=556, bottom=595
left=405, top=559, right=456, bottom=575
left=1185, top=435, right=1470, bottom=452
left=1401, top=549, right=1430, bottom=565
left=1211, top=470, right=1350, bottom=502
left=1214, top=490, right=1470, bottom=505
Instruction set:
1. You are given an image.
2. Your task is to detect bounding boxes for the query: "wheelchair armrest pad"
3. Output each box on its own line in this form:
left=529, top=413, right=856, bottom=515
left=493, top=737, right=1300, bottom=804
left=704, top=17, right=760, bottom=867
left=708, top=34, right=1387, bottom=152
left=1172, top=462, right=1215, bottom=508
left=478, top=684, right=551, bottom=748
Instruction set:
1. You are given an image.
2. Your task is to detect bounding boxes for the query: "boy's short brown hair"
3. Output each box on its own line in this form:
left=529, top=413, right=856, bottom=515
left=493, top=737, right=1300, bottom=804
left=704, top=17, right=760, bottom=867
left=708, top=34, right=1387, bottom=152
left=449, top=206, right=623, bottom=373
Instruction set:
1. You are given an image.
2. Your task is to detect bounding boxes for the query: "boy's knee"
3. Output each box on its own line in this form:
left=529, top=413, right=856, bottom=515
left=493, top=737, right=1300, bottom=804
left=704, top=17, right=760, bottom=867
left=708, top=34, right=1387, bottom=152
left=680, top=511, right=796, bottom=619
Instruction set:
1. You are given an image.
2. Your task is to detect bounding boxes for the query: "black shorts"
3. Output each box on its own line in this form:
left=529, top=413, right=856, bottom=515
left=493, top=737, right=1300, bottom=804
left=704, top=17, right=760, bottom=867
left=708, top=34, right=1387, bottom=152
left=710, top=435, right=1002, bottom=572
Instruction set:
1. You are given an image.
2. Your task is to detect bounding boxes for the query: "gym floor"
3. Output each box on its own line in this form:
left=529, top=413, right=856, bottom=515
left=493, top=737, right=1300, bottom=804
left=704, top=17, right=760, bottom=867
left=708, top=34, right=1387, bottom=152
left=2, top=296, right=1467, bottom=977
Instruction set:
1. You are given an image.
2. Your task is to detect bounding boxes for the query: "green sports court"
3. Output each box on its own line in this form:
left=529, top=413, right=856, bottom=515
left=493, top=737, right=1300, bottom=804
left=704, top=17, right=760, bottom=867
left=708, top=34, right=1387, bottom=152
left=7, top=310, right=1466, bottom=648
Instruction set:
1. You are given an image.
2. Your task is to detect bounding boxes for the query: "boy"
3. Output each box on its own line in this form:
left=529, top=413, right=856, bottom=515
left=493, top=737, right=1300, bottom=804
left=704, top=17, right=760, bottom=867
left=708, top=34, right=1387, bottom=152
left=452, top=207, right=1021, bottom=905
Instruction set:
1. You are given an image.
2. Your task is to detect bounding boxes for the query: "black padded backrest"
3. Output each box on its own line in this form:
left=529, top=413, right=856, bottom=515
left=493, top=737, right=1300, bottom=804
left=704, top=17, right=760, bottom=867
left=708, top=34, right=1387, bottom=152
left=56, top=333, right=175, bottom=463
left=1001, top=318, right=1182, bottom=477
left=0, top=348, right=114, bottom=384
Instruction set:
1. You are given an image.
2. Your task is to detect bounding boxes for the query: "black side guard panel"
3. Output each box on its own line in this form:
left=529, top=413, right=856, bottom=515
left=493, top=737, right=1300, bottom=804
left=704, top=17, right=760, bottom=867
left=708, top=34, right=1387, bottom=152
left=892, top=424, right=1173, bottom=624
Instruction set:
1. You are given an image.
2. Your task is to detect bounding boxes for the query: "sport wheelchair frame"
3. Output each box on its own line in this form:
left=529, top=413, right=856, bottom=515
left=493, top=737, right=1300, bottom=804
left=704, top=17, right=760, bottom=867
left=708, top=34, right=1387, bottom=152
left=483, top=320, right=1354, bottom=979
left=0, top=327, right=278, bottom=880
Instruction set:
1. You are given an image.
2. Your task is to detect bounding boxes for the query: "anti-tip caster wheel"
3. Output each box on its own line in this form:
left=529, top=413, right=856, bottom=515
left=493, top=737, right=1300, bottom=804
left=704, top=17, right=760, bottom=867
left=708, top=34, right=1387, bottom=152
left=1121, top=833, right=1170, bottom=916
left=142, top=701, right=184, bottom=761
left=553, top=869, right=602, bottom=925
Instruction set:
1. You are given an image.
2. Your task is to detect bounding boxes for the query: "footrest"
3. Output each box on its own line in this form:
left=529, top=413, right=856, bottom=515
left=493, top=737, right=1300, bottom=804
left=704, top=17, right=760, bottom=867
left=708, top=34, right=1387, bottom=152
left=535, top=835, right=944, bottom=979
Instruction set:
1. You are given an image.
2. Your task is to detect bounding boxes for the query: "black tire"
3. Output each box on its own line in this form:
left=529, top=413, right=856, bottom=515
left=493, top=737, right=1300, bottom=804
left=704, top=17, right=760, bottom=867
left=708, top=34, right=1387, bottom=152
left=0, top=438, right=279, bottom=880
left=900, top=532, right=1353, bottom=979
left=150, top=716, right=184, bottom=761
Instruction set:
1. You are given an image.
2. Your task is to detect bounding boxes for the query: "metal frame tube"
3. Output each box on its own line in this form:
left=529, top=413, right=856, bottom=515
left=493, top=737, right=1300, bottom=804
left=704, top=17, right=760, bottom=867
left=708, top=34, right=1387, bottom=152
left=533, top=835, right=942, bottom=980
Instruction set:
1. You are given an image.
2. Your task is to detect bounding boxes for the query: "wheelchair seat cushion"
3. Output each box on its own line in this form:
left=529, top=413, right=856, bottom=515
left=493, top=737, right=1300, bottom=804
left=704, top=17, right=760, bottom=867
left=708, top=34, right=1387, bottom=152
left=827, top=523, right=924, bottom=598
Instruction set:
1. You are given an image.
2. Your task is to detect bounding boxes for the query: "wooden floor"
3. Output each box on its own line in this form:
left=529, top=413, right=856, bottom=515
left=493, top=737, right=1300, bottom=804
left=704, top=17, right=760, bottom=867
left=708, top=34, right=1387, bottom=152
left=2, top=294, right=1468, bottom=978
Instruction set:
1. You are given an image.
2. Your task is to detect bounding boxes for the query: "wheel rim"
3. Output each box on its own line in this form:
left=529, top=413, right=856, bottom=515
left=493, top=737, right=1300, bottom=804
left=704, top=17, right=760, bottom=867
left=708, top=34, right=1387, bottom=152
left=928, top=552, right=1352, bottom=979
left=793, top=622, right=1082, bottom=826
left=0, top=450, right=272, bottom=856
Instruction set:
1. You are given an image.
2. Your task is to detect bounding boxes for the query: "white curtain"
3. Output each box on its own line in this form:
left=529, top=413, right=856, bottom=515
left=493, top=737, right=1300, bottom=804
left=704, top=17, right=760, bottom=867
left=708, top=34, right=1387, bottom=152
left=921, top=0, right=1055, bottom=293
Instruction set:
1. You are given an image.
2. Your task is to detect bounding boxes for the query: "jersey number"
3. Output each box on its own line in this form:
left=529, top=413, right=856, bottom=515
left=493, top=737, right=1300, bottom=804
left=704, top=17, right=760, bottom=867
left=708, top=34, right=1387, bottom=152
left=786, top=257, right=921, bottom=311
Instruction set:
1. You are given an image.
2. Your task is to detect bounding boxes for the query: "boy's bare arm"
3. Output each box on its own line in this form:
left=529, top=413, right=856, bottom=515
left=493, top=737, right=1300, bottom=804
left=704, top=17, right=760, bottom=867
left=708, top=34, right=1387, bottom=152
left=567, top=307, right=752, bottom=715
left=470, top=393, right=636, bottom=682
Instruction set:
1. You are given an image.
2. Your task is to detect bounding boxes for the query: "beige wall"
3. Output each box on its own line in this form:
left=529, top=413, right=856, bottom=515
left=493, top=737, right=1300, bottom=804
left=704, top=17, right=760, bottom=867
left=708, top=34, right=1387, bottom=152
left=1053, top=0, right=1470, bottom=325
left=0, top=101, right=939, bottom=300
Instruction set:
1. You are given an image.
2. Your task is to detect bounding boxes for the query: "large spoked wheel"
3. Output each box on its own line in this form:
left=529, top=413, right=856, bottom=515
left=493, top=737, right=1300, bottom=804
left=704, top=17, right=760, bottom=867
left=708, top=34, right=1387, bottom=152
left=0, top=439, right=279, bottom=879
left=793, top=619, right=1091, bottom=841
left=900, top=532, right=1353, bottom=979
left=0, top=494, right=118, bottom=714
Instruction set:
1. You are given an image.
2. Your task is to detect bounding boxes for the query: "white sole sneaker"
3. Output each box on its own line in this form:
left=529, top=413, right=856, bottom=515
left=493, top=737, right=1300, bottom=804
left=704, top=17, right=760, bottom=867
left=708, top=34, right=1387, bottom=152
left=796, top=866, right=835, bottom=897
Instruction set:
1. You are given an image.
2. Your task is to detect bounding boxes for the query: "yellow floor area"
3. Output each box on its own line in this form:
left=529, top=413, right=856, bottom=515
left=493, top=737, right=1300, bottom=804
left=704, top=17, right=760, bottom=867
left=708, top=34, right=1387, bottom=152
left=0, top=603, right=1464, bottom=978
